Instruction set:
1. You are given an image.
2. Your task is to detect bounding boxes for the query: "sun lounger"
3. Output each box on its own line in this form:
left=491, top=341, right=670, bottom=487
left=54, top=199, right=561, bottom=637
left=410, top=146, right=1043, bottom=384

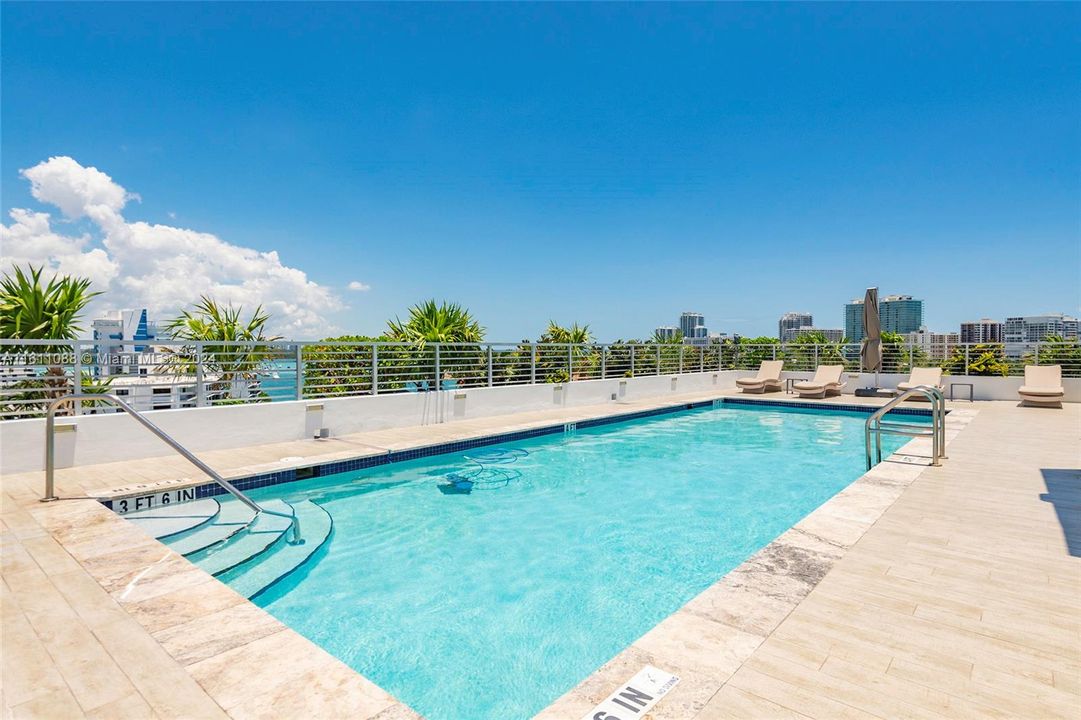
left=793, top=365, right=846, bottom=399
left=1018, top=365, right=1064, bottom=407
left=735, top=360, right=784, bottom=394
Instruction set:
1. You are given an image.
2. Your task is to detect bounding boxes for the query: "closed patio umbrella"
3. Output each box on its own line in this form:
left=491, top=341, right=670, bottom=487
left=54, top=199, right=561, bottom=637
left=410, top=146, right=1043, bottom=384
left=860, top=287, right=882, bottom=388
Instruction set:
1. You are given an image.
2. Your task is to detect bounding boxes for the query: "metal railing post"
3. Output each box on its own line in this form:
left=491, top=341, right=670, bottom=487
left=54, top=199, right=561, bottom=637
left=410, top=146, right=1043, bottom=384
left=294, top=344, right=304, bottom=401
left=601, top=345, right=607, bottom=378
left=630, top=345, right=636, bottom=377
left=656, top=345, right=661, bottom=376
left=568, top=344, right=573, bottom=381
left=1034, top=341, right=1040, bottom=365
left=814, top=345, right=819, bottom=369
left=964, top=346, right=970, bottom=376
left=72, top=344, right=83, bottom=416
left=488, top=345, right=493, bottom=387
left=434, top=344, right=441, bottom=388
left=679, top=346, right=684, bottom=374
left=195, top=342, right=206, bottom=407
left=372, top=344, right=379, bottom=395
left=530, top=343, right=536, bottom=384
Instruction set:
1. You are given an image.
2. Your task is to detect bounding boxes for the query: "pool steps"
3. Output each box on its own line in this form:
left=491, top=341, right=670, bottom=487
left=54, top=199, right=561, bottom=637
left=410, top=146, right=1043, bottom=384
left=222, top=500, right=333, bottom=600
left=122, top=497, right=221, bottom=539
left=188, top=499, right=294, bottom=576
left=125, top=497, right=333, bottom=599
left=164, top=500, right=260, bottom=556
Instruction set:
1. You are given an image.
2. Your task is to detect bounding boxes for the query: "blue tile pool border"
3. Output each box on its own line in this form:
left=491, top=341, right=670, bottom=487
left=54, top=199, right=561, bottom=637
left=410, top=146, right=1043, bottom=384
left=99, top=396, right=939, bottom=509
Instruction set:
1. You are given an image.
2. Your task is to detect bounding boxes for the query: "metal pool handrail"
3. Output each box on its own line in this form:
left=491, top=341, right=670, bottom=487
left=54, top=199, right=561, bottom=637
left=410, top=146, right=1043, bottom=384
left=42, top=393, right=301, bottom=544
left=864, top=385, right=946, bottom=470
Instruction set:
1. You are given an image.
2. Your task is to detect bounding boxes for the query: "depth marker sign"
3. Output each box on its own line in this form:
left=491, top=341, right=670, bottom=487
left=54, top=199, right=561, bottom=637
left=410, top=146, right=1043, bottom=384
left=580, top=665, right=680, bottom=720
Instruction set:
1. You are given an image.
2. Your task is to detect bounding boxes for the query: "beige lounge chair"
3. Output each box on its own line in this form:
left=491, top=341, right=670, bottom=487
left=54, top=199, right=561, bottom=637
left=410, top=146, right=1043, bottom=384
left=1018, top=365, right=1064, bottom=407
left=735, top=360, right=784, bottom=394
left=793, top=365, right=846, bottom=399
left=897, top=367, right=944, bottom=395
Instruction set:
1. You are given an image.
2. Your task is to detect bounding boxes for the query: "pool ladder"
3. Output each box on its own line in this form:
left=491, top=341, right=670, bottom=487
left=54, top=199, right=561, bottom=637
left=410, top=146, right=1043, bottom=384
left=864, top=385, right=946, bottom=470
left=42, top=393, right=301, bottom=544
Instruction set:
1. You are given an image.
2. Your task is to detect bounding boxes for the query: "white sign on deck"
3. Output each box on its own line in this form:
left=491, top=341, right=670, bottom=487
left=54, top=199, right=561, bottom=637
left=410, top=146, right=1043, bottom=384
left=113, top=487, right=197, bottom=514
left=580, top=665, right=680, bottom=720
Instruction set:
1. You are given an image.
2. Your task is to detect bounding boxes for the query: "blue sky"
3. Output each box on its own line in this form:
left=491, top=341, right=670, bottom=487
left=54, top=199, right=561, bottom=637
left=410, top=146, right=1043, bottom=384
left=2, top=2, right=1078, bottom=340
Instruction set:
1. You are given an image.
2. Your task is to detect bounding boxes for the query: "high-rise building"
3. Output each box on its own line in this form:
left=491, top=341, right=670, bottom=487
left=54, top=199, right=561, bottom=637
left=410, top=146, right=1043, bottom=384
left=654, top=326, right=679, bottom=341
left=679, top=312, right=705, bottom=339
left=845, top=301, right=865, bottom=343
left=844, top=294, right=924, bottom=342
left=778, top=312, right=813, bottom=340
left=960, top=319, right=1004, bottom=344
left=92, top=309, right=159, bottom=377
left=880, top=295, right=924, bottom=335
left=783, top=326, right=845, bottom=343
left=1004, top=314, right=1079, bottom=355
left=905, top=329, right=960, bottom=361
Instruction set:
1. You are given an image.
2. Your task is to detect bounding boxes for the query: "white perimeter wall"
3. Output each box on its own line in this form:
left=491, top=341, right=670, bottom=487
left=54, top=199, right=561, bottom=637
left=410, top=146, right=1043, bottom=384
left=1, top=371, right=737, bottom=474
left=2, top=370, right=1076, bottom=475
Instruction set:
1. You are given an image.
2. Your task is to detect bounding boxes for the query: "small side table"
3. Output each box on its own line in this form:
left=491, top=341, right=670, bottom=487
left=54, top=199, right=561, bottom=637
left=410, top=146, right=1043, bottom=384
left=950, top=382, right=974, bottom=402
left=786, top=378, right=801, bottom=395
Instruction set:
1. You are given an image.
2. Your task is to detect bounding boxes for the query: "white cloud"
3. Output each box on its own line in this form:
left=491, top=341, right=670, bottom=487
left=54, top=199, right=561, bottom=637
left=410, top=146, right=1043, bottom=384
left=1, top=156, right=343, bottom=337
left=347, top=280, right=371, bottom=292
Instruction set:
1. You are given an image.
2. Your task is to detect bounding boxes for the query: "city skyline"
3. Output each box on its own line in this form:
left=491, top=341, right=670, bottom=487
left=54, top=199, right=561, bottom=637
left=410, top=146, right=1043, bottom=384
left=2, top=3, right=1078, bottom=341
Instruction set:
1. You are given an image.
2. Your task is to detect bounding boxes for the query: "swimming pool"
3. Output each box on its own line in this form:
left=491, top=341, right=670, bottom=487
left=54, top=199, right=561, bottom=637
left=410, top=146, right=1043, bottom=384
left=184, top=403, right=917, bottom=719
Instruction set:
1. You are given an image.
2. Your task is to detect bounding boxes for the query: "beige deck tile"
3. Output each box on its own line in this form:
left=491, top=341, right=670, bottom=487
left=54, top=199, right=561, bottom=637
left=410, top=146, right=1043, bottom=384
left=633, top=609, right=764, bottom=679
left=885, top=658, right=1070, bottom=719
left=5, top=565, right=138, bottom=713
left=727, top=665, right=881, bottom=720
left=83, top=692, right=156, bottom=720
left=91, top=616, right=229, bottom=720
left=116, top=577, right=246, bottom=635
left=223, top=664, right=396, bottom=720
left=47, top=569, right=134, bottom=630
left=368, top=704, right=425, bottom=720
left=0, top=509, right=47, bottom=541
left=20, top=533, right=83, bottom=576
left=697, top=684, right=813, bottom=720
left=151, top=602, right=286, bottom=666
left=34, top=620, right=136, bottom=713
left=764, top=651, right=952, bottom=719
left=0, top=540, right=37, bottom=576
left=8, top=685, right=86, bottom=720
left=1, top=581, right=73, bottom=709
left=185, top=630, right=348, bottom=711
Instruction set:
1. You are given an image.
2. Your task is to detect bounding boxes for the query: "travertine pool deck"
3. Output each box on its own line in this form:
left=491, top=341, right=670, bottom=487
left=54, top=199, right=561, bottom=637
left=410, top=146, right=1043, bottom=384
left=2, top=390, right=1078, bottom=719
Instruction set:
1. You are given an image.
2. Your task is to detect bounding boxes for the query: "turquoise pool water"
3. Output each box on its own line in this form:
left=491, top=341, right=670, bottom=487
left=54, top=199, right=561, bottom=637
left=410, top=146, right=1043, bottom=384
left=241, top=404, right=914, bottom=719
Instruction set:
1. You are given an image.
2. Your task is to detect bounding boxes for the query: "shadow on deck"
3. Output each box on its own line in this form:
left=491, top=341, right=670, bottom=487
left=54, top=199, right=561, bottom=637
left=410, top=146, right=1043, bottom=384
left=1040, top=468, right=1081, bottom=557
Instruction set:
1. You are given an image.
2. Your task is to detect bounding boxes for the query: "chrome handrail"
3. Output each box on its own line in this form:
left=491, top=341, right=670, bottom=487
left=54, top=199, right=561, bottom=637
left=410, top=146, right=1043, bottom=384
left=42, top=393, right=301, bottom=544
left=864, top=385, right=946, bottom=470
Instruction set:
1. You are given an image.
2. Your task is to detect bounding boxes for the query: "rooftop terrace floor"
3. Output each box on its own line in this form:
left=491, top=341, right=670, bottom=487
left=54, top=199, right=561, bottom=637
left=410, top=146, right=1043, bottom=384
left=2, top=390, right=1078, bottom=719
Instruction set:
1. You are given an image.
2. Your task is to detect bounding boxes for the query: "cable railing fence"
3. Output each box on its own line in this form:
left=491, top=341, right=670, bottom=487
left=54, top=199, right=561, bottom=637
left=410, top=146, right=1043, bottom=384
left=2, top=338, right=1077, bottom=420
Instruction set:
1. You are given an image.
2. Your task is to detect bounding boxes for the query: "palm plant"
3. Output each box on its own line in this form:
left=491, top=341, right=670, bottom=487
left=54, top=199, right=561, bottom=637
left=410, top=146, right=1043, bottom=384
left=786, top=331, right=848, bottom=371
left=0, top=265, right=102, bottom=416
left=384, top=301, right=485, bottom=389
left=1026, top=335, right=1081, bottom=378
left=386, top=300, right=484, bottom=345
left=538, top=321, right=596, bottom=381
left=0, top=265, right=100, bottom=345
left=161, top=297, right=281, bottom=401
